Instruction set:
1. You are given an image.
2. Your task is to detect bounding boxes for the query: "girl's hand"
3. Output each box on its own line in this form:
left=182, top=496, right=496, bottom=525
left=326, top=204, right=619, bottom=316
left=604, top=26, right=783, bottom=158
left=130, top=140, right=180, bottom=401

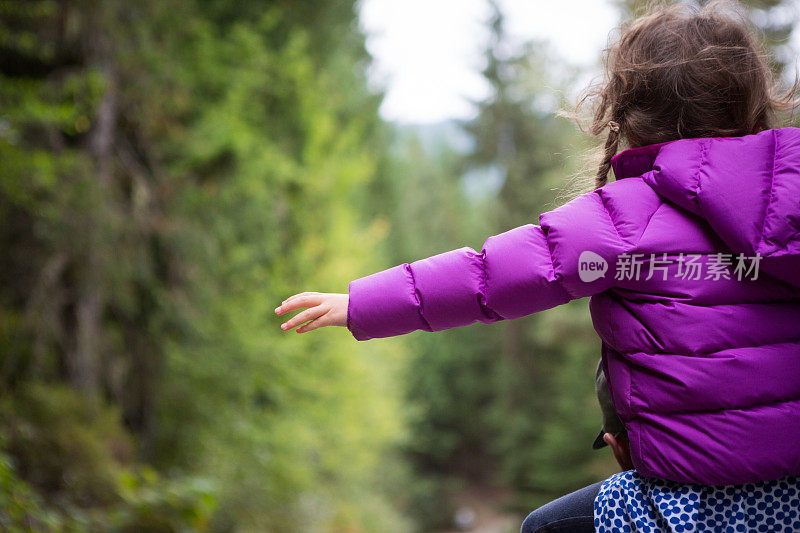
left=275, top=292, right=348, bottom=334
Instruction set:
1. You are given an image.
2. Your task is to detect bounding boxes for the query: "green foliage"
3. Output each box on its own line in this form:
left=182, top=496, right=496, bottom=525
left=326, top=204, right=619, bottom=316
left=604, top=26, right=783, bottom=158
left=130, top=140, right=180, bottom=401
left=0, top=0, right=410, bottom=530
left=0, top=451, right=64, bottom=532
left=112, top=470, right=217, bottom=532
left=0, top=384, right=216, bottom=532
left=0, top=384, right=131, bottom=507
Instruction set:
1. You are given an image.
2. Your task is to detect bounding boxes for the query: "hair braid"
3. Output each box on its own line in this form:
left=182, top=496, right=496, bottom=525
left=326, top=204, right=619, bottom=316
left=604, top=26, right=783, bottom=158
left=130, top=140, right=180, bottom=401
left=595, top=121, right=620, bottom=189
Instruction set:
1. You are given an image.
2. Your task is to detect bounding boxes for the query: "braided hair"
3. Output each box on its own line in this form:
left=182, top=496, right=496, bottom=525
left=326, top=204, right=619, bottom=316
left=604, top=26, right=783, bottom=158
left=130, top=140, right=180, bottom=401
left=596, top=121, right=620, bottom=188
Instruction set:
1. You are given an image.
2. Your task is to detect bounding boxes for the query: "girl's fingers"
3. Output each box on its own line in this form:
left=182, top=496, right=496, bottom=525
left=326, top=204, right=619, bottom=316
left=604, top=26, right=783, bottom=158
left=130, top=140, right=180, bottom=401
left=282, top=291, right=319, bottom=306
left=295, top=311, right=331, bottom=334
left=280, top=305, right=328, bottom=331
left=276, top=293, right=323, bottom=315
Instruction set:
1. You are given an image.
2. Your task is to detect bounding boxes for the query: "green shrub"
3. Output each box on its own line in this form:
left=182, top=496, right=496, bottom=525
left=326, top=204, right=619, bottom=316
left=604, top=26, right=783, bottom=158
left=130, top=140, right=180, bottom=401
left=0, top=384, right=216, bottom=532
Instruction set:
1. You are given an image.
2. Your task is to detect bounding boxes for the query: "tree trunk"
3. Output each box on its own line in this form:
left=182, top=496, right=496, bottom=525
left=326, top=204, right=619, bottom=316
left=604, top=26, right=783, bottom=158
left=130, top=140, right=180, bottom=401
left=69, top=13, right=118, bottom=395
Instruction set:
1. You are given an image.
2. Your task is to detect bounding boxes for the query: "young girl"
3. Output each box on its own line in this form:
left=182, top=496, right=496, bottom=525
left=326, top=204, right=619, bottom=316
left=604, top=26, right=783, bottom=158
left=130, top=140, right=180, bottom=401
left=276, top=1, right=800, bottom=531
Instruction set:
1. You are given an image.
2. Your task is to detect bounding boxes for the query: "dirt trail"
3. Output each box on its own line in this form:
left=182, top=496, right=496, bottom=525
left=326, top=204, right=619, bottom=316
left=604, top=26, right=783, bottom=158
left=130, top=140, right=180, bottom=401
left=437, top=485, right=523, bottom=533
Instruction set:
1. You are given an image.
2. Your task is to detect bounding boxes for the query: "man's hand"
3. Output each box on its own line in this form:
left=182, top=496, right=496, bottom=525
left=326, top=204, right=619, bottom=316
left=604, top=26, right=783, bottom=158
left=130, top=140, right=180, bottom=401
left=275, top=292, right=348, bottom=334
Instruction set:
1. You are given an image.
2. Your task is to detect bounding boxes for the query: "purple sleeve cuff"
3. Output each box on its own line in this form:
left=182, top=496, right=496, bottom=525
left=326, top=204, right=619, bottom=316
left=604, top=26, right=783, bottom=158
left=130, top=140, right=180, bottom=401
left=346, top=263, right=430, bottom=341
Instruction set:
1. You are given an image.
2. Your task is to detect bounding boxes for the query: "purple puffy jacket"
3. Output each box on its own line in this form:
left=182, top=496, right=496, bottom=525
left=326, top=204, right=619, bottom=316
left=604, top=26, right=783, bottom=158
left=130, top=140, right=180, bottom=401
left=346, top=127, right=800, bottom=486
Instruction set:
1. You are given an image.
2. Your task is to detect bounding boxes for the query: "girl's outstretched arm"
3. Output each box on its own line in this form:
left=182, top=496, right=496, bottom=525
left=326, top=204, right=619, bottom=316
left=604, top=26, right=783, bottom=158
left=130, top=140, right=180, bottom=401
left=277, top=179, right=652, bottom=339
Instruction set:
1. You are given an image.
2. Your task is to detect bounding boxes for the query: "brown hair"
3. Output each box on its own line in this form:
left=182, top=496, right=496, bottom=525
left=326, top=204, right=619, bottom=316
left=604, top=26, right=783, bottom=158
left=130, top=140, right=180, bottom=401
left=565, top=0, right=799, bottom=189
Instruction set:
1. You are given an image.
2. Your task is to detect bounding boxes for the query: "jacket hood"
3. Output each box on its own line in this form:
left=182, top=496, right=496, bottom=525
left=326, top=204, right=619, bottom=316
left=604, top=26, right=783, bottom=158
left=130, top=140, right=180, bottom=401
left=611, top=127, right=800, bottom=289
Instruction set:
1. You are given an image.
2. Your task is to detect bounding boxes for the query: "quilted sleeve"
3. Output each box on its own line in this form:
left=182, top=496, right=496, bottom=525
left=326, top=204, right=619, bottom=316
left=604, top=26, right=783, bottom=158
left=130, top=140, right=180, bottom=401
left=346, top=189, right=631, bottom=341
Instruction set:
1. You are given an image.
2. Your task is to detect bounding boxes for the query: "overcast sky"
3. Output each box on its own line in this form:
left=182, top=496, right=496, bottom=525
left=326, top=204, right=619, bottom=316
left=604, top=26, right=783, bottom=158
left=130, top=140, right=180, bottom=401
left=359, top=0, right=800, bottom=124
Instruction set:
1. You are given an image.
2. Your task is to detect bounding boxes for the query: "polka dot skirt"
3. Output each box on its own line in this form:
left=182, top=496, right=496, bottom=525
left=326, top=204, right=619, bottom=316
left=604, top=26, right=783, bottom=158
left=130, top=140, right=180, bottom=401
left=594, top=470, right=800, bottom=532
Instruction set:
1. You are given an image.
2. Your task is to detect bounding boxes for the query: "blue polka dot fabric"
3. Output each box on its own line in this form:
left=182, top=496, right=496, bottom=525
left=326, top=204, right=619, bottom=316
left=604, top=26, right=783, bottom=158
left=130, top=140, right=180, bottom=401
left=594, top=470, right=800, bottom=532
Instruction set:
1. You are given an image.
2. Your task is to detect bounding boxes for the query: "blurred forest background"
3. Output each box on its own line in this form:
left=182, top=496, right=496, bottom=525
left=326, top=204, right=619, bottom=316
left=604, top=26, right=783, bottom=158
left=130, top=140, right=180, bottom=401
left=0, top=0, right=796, bottom=531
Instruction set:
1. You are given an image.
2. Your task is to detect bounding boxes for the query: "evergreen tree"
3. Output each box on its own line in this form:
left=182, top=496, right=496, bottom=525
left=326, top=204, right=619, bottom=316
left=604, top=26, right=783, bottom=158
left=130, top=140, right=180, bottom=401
left=0, top=1, right=411, bottom=530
